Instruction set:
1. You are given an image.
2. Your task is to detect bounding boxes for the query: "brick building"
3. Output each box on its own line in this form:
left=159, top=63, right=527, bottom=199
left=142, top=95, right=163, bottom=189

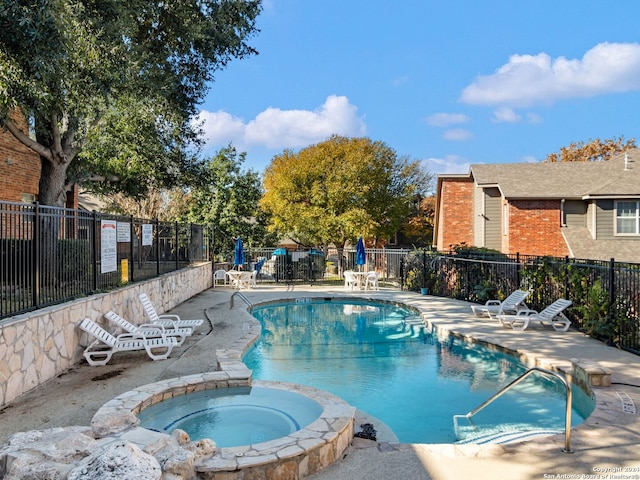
left=0, top=117, right=40, bottom=203
left=1, top=117, right=79, bottom=208
left=433, top=149, right=640, bottom=263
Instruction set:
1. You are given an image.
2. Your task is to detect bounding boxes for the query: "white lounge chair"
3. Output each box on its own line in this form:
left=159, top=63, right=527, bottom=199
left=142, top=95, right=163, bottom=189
left=497, top=299, right=573, bottom=331
left=470, top=289, right=530, bottom=318
left=78, top=317, right=178, bottom=366
left=139, top=293, right=204, bottom=330
left=104, top=311, right=192, bottom=346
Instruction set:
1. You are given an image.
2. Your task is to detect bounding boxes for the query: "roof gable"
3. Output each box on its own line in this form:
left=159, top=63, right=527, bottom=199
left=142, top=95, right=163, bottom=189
left=468, top=148, right=640, bottom=199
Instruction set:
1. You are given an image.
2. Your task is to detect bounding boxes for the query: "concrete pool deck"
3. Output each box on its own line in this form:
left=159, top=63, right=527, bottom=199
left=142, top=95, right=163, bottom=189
left=1, top=285, right=640, bottom=479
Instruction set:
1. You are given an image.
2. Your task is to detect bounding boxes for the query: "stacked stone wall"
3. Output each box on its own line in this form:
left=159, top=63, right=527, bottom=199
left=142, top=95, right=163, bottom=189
left=0, top=262, right=212, bottom=406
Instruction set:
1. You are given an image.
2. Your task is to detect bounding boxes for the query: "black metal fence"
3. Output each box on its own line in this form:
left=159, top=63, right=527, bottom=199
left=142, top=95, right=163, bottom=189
left=1, top=201, right=212, bottom=320
left=214, top=247, right=408, bottom=284
left=402, top=249, right=640, bottom=354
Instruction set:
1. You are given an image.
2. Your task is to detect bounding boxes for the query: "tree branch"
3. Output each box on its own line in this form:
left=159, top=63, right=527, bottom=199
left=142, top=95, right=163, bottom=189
left=4, top=118, right=52, bottom=161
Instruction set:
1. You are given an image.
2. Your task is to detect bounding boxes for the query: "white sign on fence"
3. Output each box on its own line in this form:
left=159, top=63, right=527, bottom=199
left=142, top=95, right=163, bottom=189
left=116, top=222, right=131, bottom=243
left=101, top=220, right=118, bottom=273
left=142, top=224, right=153, bottom=246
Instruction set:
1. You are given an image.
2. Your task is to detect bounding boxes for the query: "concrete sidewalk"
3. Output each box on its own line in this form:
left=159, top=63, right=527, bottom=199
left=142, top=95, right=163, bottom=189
left=1, top=285, right=640, bottom=480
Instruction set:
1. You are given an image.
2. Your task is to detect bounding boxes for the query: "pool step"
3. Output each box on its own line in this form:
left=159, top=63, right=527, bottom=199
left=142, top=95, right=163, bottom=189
left=454, top=425, right=562, bottom=445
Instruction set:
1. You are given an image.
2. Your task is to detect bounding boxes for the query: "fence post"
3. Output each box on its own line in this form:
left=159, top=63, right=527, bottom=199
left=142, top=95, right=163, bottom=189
left=516, top=252, right=521, bottom=288
left=32, top=202, right=41, bottom=308
left=564, top=256, right=569, bottom=299
left=609, top=257, right=615, bottom=335
left=92, top=210, right=98, bottom=291
left=422, top=248, right=427, bottom=289
left=176, top=222, right=180, bottom=270
left=129, top=216, right=134, bottom=282
left=155, top=219, right=160, bottom=276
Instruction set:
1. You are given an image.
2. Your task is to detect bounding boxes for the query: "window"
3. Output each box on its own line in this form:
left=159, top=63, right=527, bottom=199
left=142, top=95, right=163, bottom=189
left=21, top=193, right=36, bottom=204
left=615, top=201, right=640, bottom=235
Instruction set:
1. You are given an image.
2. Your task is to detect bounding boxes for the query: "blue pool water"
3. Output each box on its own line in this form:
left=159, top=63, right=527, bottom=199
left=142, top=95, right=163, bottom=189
left=137, top=386, right=323, bottom=447
left=244, top=298, right=595, bottom=444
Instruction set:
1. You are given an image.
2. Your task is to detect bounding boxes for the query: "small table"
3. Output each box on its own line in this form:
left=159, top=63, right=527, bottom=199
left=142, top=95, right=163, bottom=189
left=350, top=271, right=369, bottom=290
left=226, top=270, right=252, bottom=289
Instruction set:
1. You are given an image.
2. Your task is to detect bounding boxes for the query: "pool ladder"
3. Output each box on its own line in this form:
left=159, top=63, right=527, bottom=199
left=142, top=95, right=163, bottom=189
left=453, top=366, right=573, bottom=453
left=230, top=291, right=253, bottom=309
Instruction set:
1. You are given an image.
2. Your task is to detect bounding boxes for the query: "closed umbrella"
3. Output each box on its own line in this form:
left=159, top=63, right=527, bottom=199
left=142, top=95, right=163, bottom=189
left=355, top=237, right=366, bottom=271
left=234, top=237, right=245, bottom=269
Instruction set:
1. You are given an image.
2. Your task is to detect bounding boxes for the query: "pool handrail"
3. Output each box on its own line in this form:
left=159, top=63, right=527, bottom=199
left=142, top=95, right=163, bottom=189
left=453, top=366, right=573, bottom=453
left=230, top=291, right=253, bottom=309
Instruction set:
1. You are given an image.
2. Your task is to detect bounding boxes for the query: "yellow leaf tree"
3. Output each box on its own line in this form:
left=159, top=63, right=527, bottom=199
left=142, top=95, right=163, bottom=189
left=261, top=135, right=432, bottom=259
left=545, top=136, right=636, bottom=162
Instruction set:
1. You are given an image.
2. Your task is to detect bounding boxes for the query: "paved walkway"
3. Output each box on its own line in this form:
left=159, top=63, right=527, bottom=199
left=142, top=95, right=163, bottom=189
left=2, top=285, right=640, bottom=480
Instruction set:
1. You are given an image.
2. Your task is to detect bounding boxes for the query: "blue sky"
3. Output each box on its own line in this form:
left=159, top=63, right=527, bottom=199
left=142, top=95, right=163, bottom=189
left=197, top=0, right=640, bottom=188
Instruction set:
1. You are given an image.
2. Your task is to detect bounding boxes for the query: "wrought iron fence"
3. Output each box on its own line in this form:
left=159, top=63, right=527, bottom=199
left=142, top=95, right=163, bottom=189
left=402, top=249, right=640, bottom=354
left=0, top=201, right=212, bottom=320
left=214, top=247, right=409, bottom=284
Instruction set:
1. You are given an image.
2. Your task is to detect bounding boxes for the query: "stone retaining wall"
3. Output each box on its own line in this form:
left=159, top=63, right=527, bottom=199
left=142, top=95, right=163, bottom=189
left=0, top=262, right=212, bottom=407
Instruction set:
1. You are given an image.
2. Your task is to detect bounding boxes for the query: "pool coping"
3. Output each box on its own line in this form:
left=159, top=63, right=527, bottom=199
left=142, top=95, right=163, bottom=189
left=90, top=291, right=622, bottom=477
left=90, top=320, right=356, bottom=479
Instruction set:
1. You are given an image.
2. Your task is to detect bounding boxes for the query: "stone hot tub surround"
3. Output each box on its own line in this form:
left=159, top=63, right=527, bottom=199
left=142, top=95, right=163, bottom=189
left=90, top=358, right=356, bottom=480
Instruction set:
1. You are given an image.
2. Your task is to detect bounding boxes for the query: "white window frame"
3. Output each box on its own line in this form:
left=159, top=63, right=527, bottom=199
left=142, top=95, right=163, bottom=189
left=614, top=200, right=640, bottom=236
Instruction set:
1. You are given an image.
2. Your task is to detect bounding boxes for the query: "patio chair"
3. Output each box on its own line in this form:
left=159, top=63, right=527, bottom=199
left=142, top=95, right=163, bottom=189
left=104, top=310, right=191, bottom=346
left=214, top=269, right=227, bottom=286
left=78, top=317, right=178, bottom=366
left=344, top=270, right=357, bottom=290
left=470, top=289, right=530, bottom=318
left=497, top=299, right=573, bottom=331
left=364, top=271, right=379, bottom=290
left=139, top=293, right=204, bottom=330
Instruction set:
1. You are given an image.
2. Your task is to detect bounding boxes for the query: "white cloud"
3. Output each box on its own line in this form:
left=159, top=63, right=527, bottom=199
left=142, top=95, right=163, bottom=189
left=492, top=107, right=520, bottom=123
left=197, top=95, right=367, bottom=151
left=426, top=112, right=469, bottom=127
left=423, top=155, right=471, bottom=176
left=460, top=42, right=640, bottom=107
left=443, top=128, right=473, bottom=141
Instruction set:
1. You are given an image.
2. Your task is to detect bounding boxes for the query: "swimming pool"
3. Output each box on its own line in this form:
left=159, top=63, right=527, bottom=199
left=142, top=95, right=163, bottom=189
left=244, top=298, right=595, bottom=444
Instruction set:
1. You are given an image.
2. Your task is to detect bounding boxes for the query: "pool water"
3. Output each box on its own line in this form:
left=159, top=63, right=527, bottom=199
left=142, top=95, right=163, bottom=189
left=244, top=298, right=595, bottom=444
left=137, top=386, right=323, bottom=447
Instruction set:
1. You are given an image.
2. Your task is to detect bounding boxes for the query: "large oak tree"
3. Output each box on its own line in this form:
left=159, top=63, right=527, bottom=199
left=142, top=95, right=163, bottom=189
left=261, top=135, right=432, bottom=256
left=0, top=0, right=262, bottom=206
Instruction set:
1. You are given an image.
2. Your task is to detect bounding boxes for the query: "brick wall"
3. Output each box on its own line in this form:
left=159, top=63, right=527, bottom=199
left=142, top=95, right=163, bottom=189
left=506, top=199, right=569, bottom=257
left=436, top=177, right=474, bottom=250
left=0, top=119, right=41, bottom=202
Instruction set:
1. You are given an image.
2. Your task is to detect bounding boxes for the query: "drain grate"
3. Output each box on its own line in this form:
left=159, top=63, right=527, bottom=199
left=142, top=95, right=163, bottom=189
left=615, top=391, right=636, bottom=414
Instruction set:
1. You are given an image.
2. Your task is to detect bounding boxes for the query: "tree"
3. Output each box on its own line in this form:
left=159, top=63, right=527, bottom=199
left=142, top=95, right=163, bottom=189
left=178, top=145, right=272, bottom=258
left=260, top=135, right=432, bottom=259
left=403, top=195, right=436, bottom=246
left=0, top=0, right=262, bottom=206
left=544, top=136, right=636, bottom=163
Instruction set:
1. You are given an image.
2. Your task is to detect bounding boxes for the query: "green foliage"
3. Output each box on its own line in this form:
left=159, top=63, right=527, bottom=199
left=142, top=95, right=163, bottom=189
left=57, top=239, right=90, bottom=281
left=0, top=0, right=262, bottom=205
left=573, top=278, right=612, bottom=341
left=261, top=135, right=432, bottom=249
left=178, top=145, right=274, bottom=257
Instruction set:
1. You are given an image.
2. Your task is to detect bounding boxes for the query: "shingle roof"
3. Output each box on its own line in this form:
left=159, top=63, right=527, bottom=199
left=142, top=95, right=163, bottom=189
left=468, top=148, right=640, bottom=199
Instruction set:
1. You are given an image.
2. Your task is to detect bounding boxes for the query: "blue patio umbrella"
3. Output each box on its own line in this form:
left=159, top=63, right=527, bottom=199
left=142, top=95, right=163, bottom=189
left=355, top=237, right=366, bottom=270
left=233, top=237, right=245, bottom=268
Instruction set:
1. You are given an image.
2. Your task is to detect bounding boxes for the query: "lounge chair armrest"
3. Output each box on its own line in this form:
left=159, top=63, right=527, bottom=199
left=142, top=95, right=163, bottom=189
left=115, top=332, right=154, bottom=341
left=485, top=300, right=501, bottom=306
left=516, top=309, right=537, bottom=316
left=139, top=323, right=166, bottom=331
left=157, top=314, right=181, bottom=321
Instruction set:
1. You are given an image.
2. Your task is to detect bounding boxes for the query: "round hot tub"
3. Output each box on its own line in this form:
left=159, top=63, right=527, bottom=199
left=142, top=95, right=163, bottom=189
left=137, top=385, right=323, bottom=447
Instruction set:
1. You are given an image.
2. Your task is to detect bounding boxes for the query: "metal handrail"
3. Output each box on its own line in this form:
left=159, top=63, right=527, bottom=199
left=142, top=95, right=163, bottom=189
left=230, top=291, right=253, bottom=309
left=454, top=366, right=573, bottom=453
